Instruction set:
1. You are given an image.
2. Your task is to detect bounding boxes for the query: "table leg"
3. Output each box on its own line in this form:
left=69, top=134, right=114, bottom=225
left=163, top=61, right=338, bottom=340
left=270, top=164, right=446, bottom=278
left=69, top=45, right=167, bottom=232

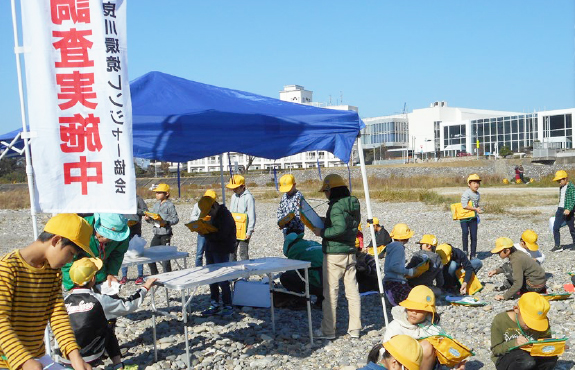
left=304, top=267, right=313, bottom=344
left=152, top=286, right=158, bottom=362
left=268, top=273, right=276, bottom=336
left=181, top=290, right=191, bottom=370
left=184, top=257, right=187, bottom=269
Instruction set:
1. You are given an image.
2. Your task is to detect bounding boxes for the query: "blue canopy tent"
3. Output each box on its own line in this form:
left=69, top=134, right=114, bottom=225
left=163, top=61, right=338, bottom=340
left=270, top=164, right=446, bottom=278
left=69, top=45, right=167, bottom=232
left=2, top=71, right=388, bottom=324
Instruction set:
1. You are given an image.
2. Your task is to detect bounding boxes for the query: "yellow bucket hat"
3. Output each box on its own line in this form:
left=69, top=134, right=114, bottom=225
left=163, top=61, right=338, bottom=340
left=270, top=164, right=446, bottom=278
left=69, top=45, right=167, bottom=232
left=389, top=223, right=414, bottom=240
left=518, top=292, right=550, bottom=332
left=43, top=213, right=94, bottom=257
left=467, top=174, right=481, bottom=183
left=399, top=285, right=436, bottom=313
left=367, top=217, right=380, bottom=226
left=383, top=334, right=423, bottom=370
left=279, top=174, right=296, bottom=193
left=198, top=195, right=216, bottom=219
left=319, top=174, right=346, bottom=192
left=153, top=183, right=170, bottom=193
left=226, top=174, right=245, bottom=189
left=204, top=189, right=217, bottom=200
left=418, top=234, right=438, bottom=247
left=521, top=230, right=539, bottom=251
left=553, top=170, right=568, bottom=182
left=491, top=237, right=514, bottom=254
left=69, top=258, right=103, bottom=286
left=436, top=243, right=452, bottom=265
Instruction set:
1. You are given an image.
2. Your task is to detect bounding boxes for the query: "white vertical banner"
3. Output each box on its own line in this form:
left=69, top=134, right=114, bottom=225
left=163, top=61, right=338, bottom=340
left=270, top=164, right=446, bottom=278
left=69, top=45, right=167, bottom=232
left=20, top=0, right=135, bottom=213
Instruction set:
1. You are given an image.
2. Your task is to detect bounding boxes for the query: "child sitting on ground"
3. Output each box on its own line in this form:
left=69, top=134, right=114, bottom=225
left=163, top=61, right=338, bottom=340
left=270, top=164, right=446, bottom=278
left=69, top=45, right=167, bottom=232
left=359, top=335, right=423, bottom=370
left=514, top=230, right=545, bottom=264
left=59, top=257, right=156, bottom=368
left=382, top=286, right=466, bottom=370
left=490, top=292, right=558, bottom=369
left=488, top=237, right=547, bottom=301
left=406, top=234, right=444, bottom=292
left=436, top=243, right=483, bottom=295
left=383, top=224, right=415, bottom=305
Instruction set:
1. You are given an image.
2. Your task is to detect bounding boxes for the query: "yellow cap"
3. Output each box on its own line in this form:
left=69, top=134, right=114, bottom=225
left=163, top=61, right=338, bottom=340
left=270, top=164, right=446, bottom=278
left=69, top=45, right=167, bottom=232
left=69, top=257, right=103, bottom=286
left=154, top=183, right=170, bottom=193
left=467, top=174, right=481, bottom=183
left=198, top=195, right=216, bottom=219
left=418, top=234, right=438, bottom=247
left=43, top=213, right=94, bottom=257
left=367, top=217, right=380, bottom=226
left=491, top=237, right=514, bottom=254
left=436, top=243, right=452, bottom=265
left=389, top=223, right=414, bottom=240
left=553, top=170, right=568, bottom=182
left=319, top=174, right=346, bottom=192
left=521, top=229, right=539, bottom=251
left=518, top=292, right=550, bottom=332
left=399, top=285, right=435, bottom=313
left=382, top=335, right=423, bottom=370
left=204, top=189, right=217, bottom=200
left=279, top=174, right=296, bottom=193
left=226, top=175, right=245, bottom=189
left=358, top=223, right=362, bottom=232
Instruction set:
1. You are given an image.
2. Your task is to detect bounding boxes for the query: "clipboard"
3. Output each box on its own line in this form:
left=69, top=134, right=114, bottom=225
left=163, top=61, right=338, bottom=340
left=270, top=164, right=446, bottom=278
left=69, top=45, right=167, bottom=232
left=185, top=220, right=218, bottom=235
left=300, top=198, right=324, bottom=230
left=509, top=338, right=567, bottom=356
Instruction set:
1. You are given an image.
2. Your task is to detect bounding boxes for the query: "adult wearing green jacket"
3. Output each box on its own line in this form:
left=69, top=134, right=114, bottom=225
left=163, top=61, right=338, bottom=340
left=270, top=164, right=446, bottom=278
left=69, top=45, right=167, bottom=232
left=280, top=232, right=324, bottom=306
left=312, top=174, right=361, bottom=340
left=551, top=170, right=575, bottom=252
left=62, top=213, right=130, bottom=290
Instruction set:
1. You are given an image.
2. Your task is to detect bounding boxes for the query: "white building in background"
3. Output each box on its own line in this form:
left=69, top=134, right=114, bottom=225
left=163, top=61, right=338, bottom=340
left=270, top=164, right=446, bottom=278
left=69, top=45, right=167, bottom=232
left=186, top=85, right=358, bottom=173
left=362, top=101, right=575, bottom=158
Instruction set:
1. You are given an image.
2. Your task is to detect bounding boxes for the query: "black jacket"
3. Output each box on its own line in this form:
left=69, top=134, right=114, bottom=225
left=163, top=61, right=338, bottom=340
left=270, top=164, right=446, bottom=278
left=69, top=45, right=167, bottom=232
left=205, top=204, right=237, bottom=254
left=442, top=247, right=474, bottom=286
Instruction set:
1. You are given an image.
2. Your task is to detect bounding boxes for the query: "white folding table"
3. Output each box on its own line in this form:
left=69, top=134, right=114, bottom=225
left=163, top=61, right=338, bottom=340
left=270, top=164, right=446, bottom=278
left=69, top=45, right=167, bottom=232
left=149, top=257, right=313, bottom=369
left=121, top=245, right=189, bottom=270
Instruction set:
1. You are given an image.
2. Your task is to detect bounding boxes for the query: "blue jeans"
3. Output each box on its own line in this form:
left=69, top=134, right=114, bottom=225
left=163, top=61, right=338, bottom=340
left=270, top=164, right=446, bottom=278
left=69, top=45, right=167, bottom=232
left=553, top=207, right=575, bottom=247
left=195, top=234, right=206, bottom=267
left=205, top=250, right=232, bottom=306
left=447, top=258, right=483, bottom=277
left=460, top=218, right=478, bottom=257
left=121, top=265, right=143, bottom=278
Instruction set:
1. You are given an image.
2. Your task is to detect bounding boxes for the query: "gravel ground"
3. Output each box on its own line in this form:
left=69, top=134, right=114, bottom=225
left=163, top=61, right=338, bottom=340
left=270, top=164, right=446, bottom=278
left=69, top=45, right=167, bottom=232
left=1, top=192, right=575, bottom=369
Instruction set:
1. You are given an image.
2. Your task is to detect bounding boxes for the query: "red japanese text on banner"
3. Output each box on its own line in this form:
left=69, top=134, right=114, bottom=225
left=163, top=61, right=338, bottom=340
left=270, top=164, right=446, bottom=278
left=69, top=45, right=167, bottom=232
left=21, top=0, right=135, bottom=213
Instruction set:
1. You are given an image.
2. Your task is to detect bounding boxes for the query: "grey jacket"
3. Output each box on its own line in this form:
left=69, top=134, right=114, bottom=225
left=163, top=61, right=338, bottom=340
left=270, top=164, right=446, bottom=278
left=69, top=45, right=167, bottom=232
left=229, top=188, right=256, bottom=237
left=149, top=199, right=179, bottom=235
left=383, top=241, right=414, bottom=282
left=190, top=203, right=201, bottom=222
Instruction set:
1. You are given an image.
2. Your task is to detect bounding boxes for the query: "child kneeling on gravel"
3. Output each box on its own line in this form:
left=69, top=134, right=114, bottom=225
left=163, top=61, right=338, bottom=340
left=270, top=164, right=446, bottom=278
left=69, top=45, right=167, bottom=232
left=406, top=234, right=444, bottom=292
left=359, top=335, right=423, bottom=370
left=436, top=243, right=482, bottom=295
left=382, top=286, right=466, bottom=370
left=488, top=237, right=547, bottom=301
left=58, top=257, right=156, bottom=369
left=490, top=292, right=558, bottom=370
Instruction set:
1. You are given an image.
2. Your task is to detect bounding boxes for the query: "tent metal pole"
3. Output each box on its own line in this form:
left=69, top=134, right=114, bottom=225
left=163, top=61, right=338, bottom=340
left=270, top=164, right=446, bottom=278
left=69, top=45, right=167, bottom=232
left=0, top=132, right=23, bottom=161
left=356, top=136, right=389, bottom=326
left=219, top=154, right=226, bottom=206
left=11, top=0, right=46, bottom=352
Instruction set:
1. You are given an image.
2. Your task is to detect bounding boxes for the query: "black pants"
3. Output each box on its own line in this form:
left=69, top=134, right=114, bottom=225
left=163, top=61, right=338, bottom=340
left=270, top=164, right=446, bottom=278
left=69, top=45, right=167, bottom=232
left=148, top=234, right=172, bottom=275
left=280, top=270, right=324, bottom=304
left=496, top=349, right=557, bottom=370
left=104, top=319, right=121, bottom=360
left=553, top=207, right=575, bottom=247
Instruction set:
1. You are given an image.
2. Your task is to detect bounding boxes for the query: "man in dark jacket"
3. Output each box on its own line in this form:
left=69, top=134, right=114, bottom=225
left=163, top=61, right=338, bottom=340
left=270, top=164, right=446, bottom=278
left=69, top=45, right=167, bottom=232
left=312, top=174, right=361, bottom=339
left=197, top=195, right=237, bottom=317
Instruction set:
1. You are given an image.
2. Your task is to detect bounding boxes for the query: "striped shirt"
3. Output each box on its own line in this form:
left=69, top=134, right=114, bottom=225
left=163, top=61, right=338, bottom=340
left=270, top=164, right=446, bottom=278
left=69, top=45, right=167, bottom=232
left=0, top=250, right=79, bottom=369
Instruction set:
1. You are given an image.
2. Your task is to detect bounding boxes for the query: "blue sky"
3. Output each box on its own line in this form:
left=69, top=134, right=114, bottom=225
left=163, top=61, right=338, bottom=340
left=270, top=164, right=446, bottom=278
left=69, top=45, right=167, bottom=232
left=1, top=1, right=574, bottom=133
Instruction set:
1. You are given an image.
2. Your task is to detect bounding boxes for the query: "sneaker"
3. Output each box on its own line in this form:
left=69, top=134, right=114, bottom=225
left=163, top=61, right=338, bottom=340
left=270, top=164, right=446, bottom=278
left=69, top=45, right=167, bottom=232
left=119, top=277, right=127, bottom=285
left=551, top=245, right=563, bottom=252
left=135, top=276, right=145, bottom=285
left=220, top=306, right=233, bottom=317
left=348, top=330, right=361, bottom=338
left=313, top=328, right=335, bottom=340
left=201, top=304, right=221, bottom=316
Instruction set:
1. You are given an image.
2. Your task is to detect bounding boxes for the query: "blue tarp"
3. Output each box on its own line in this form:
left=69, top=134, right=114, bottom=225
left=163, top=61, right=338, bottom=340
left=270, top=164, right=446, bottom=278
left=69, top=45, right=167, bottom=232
left=1, top=71, right=364, bottom=162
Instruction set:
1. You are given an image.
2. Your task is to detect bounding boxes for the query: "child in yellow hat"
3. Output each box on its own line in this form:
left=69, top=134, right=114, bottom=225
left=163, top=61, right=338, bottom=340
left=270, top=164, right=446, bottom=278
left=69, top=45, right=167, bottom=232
left=360, top=334, right=423, bottom=370
left=383, top=223, right=415, bottom=305
left=490, top=292, right=558, bottom=369
left=488, top=237, right=547, bottom=301
left=58, top=257, right=157, bottom=369
left=276, top=174, right=305, bottom=236
left=145, top=183, right=179, bottom=274
left=406, top=234, right=444, bottom=291
left=514, top=230, right=545, bottom=264
left=551, top=169, right=575, bottom=252
left=460, top=174, right=483, bottom=258
left=436, top=243, right=482, bottom=295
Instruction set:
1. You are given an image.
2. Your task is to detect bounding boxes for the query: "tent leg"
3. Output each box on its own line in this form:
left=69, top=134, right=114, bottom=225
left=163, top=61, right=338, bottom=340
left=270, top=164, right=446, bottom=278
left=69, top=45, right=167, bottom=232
left=219, top=154, right=226, bottom=206
left=356, top=136, right=389, bottom=326
left=177, top=163, right=181, bottom=198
